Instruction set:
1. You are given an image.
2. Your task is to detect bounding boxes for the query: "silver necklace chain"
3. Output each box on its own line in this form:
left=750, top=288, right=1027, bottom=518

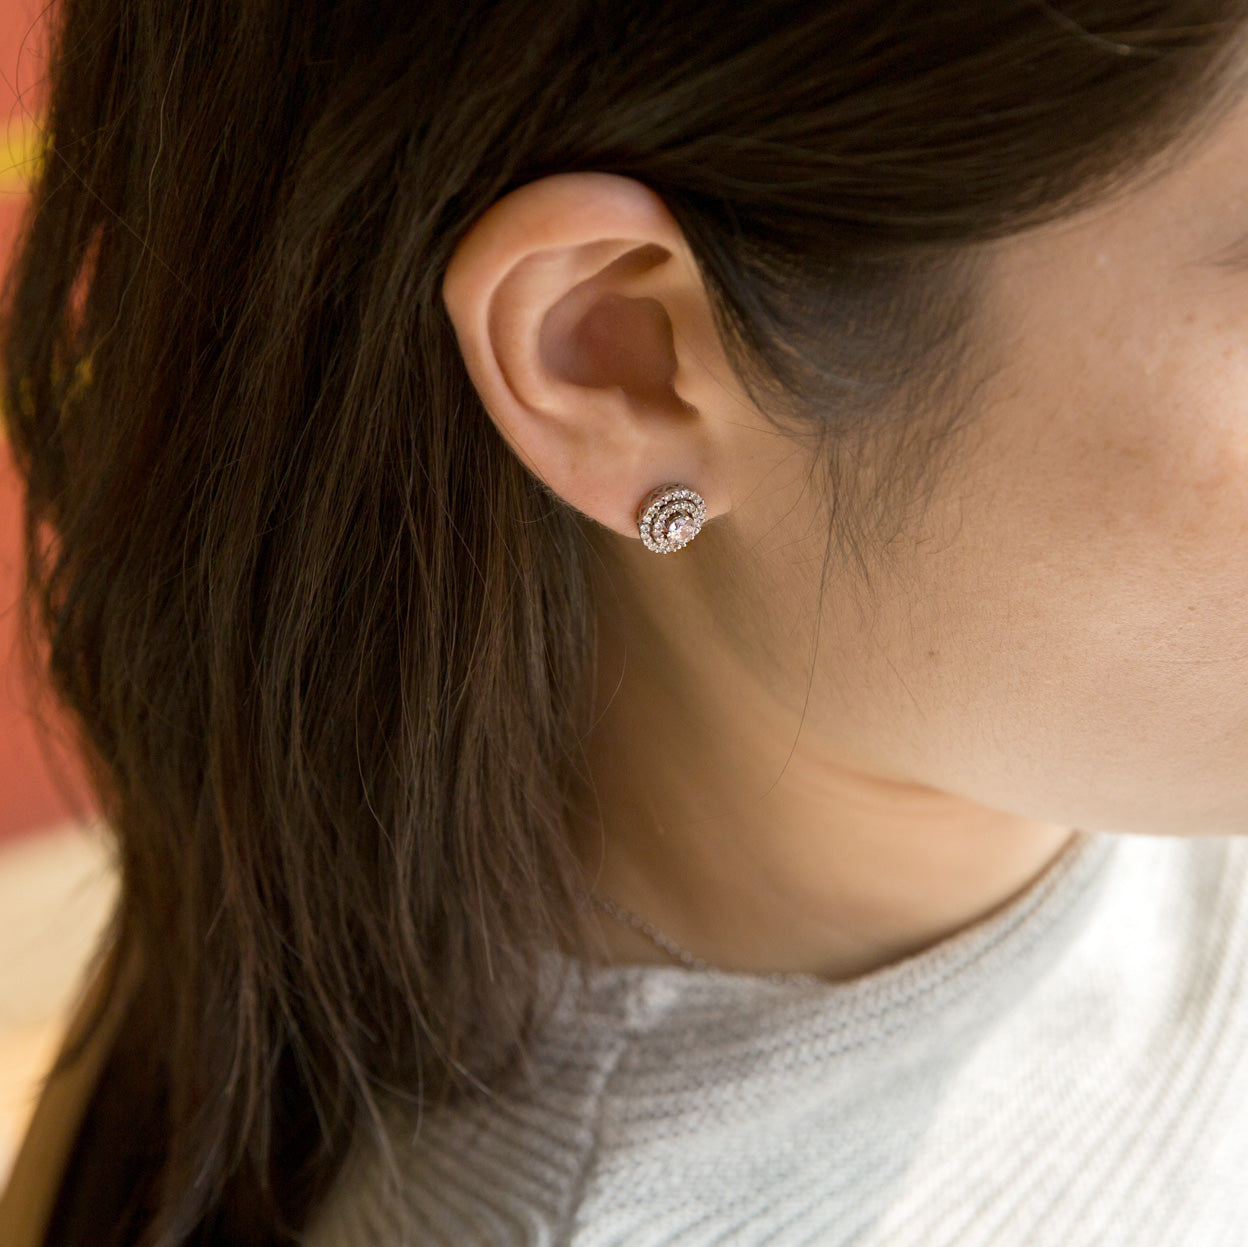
left=585, top=895, right=800, bottom=984
left=586, top=894, right=711, bottom=971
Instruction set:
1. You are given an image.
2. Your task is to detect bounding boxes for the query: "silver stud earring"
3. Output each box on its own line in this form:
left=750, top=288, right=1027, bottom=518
left=636, top=484, right=707, bottom=553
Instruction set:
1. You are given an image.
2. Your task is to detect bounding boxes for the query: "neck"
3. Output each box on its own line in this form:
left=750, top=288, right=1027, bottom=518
left=568, top=573, right=1075, bottom=982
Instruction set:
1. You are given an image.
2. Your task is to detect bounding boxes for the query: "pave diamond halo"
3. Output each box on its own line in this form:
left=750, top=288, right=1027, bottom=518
left=636, top=484, right=707, bottom=553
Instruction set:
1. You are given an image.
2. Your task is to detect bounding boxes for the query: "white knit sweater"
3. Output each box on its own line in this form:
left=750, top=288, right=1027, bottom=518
left=304, top=830, right=1248, bottom=1246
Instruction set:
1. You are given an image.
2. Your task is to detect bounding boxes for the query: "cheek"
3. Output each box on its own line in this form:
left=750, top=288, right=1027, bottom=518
left=813, top=166, right=1248, bottom=826
left=1013, top=319, right=1248, bottom=628
left=971, top=217, right=1248, bottom=598
left=896, top=342, right=1248, bottom=828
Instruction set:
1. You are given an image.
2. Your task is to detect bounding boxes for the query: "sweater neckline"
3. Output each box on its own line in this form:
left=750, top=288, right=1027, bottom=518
left=541, top=828, right=1117, bottom=1043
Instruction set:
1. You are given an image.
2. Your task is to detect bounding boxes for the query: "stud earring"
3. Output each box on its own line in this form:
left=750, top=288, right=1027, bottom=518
left=636, top=484, right=707, bottom=553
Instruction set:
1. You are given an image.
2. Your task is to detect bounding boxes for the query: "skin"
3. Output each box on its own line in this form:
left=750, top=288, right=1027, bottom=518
left=441, top=81, right=1248, bottom=979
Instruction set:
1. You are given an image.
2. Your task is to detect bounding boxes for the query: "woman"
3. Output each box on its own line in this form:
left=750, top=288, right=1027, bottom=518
left=4, top=0, right=1248, bottom=1242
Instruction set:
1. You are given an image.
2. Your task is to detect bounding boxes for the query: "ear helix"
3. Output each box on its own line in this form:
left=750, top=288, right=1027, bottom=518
left=635, top=484, right=707, bottom=553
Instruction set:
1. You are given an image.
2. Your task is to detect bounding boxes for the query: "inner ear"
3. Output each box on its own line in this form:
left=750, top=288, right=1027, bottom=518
left=539, top=243, right=681, bottom=409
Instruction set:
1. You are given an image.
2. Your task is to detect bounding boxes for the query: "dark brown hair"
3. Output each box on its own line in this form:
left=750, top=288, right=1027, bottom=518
left=4, top=1, right=1246, bottom=1243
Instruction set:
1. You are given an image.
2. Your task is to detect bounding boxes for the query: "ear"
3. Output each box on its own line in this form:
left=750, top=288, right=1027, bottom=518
left=441, top=172, right=753, bottom=541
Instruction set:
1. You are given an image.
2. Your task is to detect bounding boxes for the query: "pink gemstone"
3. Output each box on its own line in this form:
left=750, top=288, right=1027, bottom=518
left=665, top=515, right=695, bottom=543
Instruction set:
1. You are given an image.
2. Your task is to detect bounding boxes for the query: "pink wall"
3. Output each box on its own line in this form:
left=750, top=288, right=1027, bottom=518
left=0, top=2, right=96, bottom=842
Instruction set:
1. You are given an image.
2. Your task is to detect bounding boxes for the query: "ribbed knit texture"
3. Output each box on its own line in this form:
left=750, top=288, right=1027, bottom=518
left=304, top=831, right=1248, bottom=1245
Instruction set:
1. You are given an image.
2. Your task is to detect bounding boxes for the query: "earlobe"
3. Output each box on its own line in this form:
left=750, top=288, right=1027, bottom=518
left=439, top=172, right=729, bottom=540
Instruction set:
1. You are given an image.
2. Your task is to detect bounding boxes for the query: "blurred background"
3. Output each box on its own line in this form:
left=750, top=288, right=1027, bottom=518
left=0, top=0, right=117, bottom=1190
